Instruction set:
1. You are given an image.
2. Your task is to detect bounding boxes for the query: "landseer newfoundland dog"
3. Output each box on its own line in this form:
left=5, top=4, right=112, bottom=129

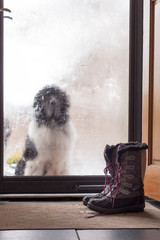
left=15, top=85, right=75, bottom=176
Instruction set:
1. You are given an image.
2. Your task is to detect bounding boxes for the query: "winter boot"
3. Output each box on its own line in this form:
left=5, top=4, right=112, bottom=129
left=83, top=144, right=118, bottom=206
left=87, top=142, right=148, bottom=214
left=82, top=142, right=139, bottom=206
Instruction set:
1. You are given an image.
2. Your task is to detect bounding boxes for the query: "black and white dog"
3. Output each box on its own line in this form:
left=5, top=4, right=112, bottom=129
left=15, top=85, right=75, bottom=176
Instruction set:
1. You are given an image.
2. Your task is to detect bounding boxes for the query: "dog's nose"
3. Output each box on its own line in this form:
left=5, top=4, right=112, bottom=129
left=50, top=99, right=56, bottom=105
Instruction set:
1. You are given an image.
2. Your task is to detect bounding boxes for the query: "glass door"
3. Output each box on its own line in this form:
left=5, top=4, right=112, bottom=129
left=0, top=0, right=143, bottom=194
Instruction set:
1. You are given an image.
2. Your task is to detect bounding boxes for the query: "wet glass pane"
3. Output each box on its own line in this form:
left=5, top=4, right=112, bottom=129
left=4, top=0, right=129, bottom=176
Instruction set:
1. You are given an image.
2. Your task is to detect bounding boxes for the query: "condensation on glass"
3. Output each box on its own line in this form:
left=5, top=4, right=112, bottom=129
left=4, top=0, right=129, bottom=176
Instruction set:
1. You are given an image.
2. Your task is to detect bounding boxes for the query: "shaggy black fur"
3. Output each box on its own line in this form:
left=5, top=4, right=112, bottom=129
left=33, top=85, right=70, bottom=127
left=15, top=136, right=38, bottom=176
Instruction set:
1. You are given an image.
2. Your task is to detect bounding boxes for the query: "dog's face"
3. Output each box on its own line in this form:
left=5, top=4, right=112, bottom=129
left=33, top=86, right=70, bottom=126
left=43, top=95, right=61, bottom=120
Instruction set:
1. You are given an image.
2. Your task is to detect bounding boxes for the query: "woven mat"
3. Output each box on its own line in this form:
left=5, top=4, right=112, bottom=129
left=0, top=201, right=159, bottom=230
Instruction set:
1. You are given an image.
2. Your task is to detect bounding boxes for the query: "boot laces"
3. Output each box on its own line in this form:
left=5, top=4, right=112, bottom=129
left=86, top=160, right=122, bottom=218
left=109, top=160, right=122, bottom=211
left=101, top=160, right=122, bottom=211
left=102, top=162, right=112, bottom=197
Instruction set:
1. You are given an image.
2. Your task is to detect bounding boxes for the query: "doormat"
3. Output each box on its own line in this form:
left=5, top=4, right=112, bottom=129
left=0, top=201, right=159, bottom=230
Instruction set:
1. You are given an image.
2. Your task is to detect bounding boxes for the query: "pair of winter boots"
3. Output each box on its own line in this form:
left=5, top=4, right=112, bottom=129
left=83, top=142, right=148, bottom=214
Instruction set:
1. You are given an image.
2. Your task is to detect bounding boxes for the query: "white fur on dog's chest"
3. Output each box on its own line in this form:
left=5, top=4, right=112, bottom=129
left=28, top=121, right=68, bottom=153
left=24, top=120, right=74, bottom=176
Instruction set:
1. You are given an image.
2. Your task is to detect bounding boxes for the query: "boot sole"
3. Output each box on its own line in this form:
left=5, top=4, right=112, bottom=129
left=83, top=194, right=104, bottom=206
left=87, top=202, right=145, bottom=214
left=83, top=199, right=88, bottom=206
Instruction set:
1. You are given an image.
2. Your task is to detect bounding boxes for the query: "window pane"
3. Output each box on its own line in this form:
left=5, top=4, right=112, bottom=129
left=4, top=0, right=129, bottom=176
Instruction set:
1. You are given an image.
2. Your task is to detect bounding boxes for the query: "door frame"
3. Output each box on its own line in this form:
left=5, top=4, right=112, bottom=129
left=0, top=0, right=144, bottom=195
left=143, top=0, right=160, bottom=201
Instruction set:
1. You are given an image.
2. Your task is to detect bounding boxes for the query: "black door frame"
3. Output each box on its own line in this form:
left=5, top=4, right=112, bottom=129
left=0, top=0, right=143, bottom=194
left=129, top=0, right=143, bottom=142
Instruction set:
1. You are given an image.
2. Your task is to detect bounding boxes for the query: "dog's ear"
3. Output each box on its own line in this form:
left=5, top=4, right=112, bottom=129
left=33, top=101, right=39, bottom=109
left=33, top=101, right=37, bottom=108
left=33, top=94, right=41, bottom=108
left=62, top=92, right=70, bottom=109
left=65, top=101, right=70, bottom=109
left=33, top=94, right=38, bottom=108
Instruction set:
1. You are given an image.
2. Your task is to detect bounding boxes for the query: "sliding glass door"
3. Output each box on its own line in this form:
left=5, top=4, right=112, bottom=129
left=0, top=0, right=143, bottom=194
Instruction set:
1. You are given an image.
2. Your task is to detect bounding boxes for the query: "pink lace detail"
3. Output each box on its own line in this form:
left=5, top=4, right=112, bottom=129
left=102, top=162, right=112, bottom=197
left=86, top=159, right=122, bottom=218
left=110, top=161, right=121, bottom=198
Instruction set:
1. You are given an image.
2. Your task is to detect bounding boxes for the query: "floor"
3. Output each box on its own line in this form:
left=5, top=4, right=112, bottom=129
left=0, top=229, right=160, bottom=240
left=0, top=198, right=160, bottom=239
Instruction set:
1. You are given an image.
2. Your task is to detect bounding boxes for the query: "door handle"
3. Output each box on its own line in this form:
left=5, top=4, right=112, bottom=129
left=0, top=8, right=12, bottom=20
left=0, top=8, right=11, bottom=13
